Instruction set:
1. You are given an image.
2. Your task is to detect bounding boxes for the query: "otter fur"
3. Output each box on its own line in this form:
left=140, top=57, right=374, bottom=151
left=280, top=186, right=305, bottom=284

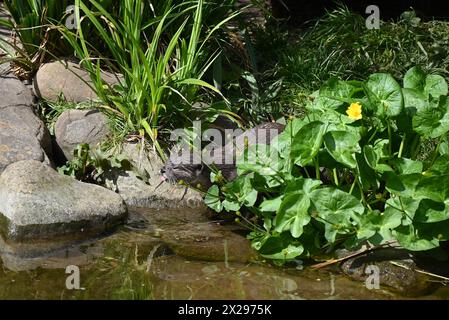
left=161, top=122, right=285, bottom=189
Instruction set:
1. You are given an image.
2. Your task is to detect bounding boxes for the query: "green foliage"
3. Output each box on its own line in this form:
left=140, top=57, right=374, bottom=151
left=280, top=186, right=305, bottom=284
left=251, top=7, right=449, bottom=117
left=58, top=143, right=132, bottom=183
left=206, top=67, right=449, bottom=261
left=0, top=0, right=74, bottom=77
left=58, top=0, right=240, bottom=157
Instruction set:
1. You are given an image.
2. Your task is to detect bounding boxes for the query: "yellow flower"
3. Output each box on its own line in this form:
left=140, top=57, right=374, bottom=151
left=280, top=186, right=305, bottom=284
left=346, top=102, right=363, bottom=120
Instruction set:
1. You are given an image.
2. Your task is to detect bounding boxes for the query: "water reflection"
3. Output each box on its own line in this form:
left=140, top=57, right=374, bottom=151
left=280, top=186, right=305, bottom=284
left=0, top=207, right=448, bottom=300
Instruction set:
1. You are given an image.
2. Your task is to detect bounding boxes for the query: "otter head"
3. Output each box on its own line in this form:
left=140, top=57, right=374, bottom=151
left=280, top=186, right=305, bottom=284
left=160, top=146, right=212, bottom=190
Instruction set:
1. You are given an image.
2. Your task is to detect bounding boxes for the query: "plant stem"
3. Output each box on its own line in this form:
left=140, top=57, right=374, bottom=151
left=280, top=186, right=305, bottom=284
left=333, top=168, right=339, bottom=186
left=356, top=178, right=371, bottom=210
left=411, top=135, right=421, bottom=160
left=315, top=158, right=320, bottom=180
left=387, top=121, right=393, bottom=156
left=349, top=176, right=357, bottom=195
left=398, top=133, right=406, bottom=158
left=367, top=128, right=379, bottom=144
left=304, top=167, right=311, bottom=179
left=398, top=196, right=414, bottom=222
left=430, top=136, right=444, bottom=167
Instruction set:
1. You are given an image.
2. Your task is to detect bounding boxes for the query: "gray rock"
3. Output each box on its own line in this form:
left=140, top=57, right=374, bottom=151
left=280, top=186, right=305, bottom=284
left=0, top=75, right=34, bottom=108
left=338, top=247, right=437, bottom=296
left=55, top=109, right=111, bottom=160
left=107, top=143, right=207, bottom=212
left=0, top=160, right=127, bottom=241
left=0, top=76, right=51, bottom=173
left=34, top=60, right=122, bottom=103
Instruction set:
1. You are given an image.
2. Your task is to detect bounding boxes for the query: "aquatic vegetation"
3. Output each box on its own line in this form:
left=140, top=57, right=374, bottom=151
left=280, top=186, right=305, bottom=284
left=206, top=67, right=449, bottom=261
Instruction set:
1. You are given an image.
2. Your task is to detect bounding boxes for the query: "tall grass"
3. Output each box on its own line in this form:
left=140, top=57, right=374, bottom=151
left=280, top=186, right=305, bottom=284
left=250, top=6, right=449, bottom=116
left=60, top=0, right=240, bottom=157
left=0, top=0, right=73, bottom=77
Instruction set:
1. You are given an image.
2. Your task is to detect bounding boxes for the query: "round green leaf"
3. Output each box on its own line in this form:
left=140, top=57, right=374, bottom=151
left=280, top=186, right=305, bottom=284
left=205, top=185, right=222, bottom=212
left=365, top=73, right=404, bottom=117
left=324, top=131, right=361, bottom=169
left=290, top=121, right=327, bottom=166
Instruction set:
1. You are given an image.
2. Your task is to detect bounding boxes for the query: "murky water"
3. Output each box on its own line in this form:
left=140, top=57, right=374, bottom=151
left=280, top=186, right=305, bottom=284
left=0, top=207, right=448, bottom=300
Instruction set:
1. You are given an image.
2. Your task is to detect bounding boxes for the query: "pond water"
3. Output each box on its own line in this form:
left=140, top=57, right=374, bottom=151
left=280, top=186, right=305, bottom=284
left=0, top=207, right=448, bottom=300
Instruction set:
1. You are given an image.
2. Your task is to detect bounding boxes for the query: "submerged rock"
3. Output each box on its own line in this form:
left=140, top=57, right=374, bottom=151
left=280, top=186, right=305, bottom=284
left=0, top=75, right=52, bottom=173
left=160, top=222, right=258, bottom=263
left=148, top=255, right=398, bottom=300
left=338, top=247, right=437, bottom=296
left=34, top=60, right=122, bottom=103
left=55, top=109, right=111, bottom=160
left=0, top=160, right=127, bottom=241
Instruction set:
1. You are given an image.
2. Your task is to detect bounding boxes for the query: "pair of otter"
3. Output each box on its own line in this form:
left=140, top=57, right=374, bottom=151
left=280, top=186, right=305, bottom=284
left=161, top=122, right=285, bottom=189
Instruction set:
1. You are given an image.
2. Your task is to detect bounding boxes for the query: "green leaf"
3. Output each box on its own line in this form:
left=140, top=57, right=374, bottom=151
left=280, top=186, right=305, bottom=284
left=415, top=199, right=449, bottom=223
left=402, top=88, right=427, bottom=113
left=384, top=196, right=420, bottom=225
left=313, top=78, right=361, bottom=110
left=258, top=233, right=304, bottom=260
left=363, top=140, right=393, bottom=173
left=275, top=193, right=311, bottom=238
left=291, top=121, right=327, bottom=166
left=413, top=96, right=449, bottom=139
left=310, top=188, right=365, bottom=242
left=274, top=178, right=322, bottom=238
left=428, top=155, right=449, bottom=175
left=222, top=199, right=241, bottom=212
left=377, top=209, right=403, bottom=242
left=384, top=172, right=421, bottom=198
left=225, top=175, right=258, bottom=208
left=405, top=66, right=449, bottom=98
left=324, top=131, right=361, bottom=169
left=390, top=158, right=423, bottom=175
left=204, top=185, right=222, bottom=212
left=237, top=144, right=285, bottom=177
left=415, top=175, right=449, bottom=203
left=425, top=75, right=448, bottom=98
left=365, top=73, right=404, bottom=117
left=404, top=67, right=426, bottom=91
left=355, top=153, right=379, bottom=190
left=260, top=196, right=283, bottom=213
left=385, top=171, right=449, bottom=203
left=272, top=118, right=308, bottom=159
left=394, top=225, right=440, bottom=251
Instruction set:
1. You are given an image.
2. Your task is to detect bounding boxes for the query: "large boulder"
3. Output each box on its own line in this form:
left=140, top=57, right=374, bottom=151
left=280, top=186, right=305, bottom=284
left=34, top=60, right=122, bottom=103
left=0, top=160, right=127, bottom=241
left=107, top=143, right=207, bottom=212
left=55, top=109, right=111, bottom=161
left=0, top=75, right=52, bottom=173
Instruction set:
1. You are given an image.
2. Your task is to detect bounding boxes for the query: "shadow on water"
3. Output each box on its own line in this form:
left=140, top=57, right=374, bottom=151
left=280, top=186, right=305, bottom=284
left=1, top=207, right=449, bottom=300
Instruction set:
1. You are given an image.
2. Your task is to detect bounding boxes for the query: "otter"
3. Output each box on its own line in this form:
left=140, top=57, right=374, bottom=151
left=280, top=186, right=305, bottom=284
left=160, top=122, right=285, bottom=189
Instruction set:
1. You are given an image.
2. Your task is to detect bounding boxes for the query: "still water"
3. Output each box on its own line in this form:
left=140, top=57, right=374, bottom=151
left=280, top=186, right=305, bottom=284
left=0, top=208, right=448, bottom=300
